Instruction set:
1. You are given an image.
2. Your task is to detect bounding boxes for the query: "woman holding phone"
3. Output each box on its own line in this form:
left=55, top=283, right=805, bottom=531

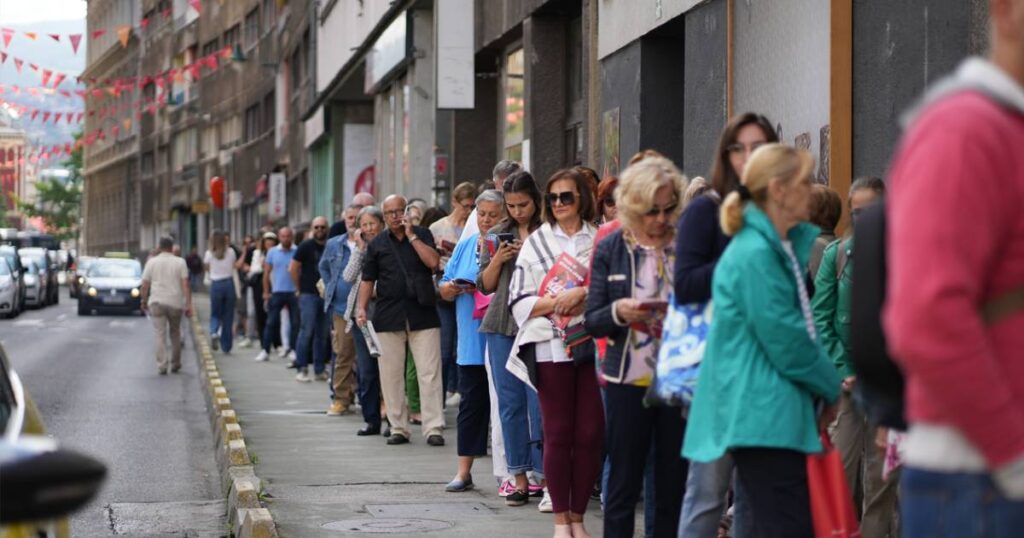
left=478, top=171, right=546, bottom=507
left=584, top=156, right=689, bottom=538
left=438, top=190, right=504, bottom=493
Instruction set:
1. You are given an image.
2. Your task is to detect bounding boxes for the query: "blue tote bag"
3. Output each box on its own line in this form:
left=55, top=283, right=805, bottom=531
left=645, top=293, right=713, bottom=407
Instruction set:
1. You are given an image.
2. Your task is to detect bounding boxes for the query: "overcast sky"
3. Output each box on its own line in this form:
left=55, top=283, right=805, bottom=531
left=0, top=0, right=86, bottom=25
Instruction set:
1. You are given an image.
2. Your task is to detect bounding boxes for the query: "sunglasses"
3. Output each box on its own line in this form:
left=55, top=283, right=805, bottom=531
left=602, top=198, right=616, bottom=208
left=545, top=191, right=577, bottom=206
left=312, top=225, right=327, bottom=230
left=645, top=203, right=679, bottom=217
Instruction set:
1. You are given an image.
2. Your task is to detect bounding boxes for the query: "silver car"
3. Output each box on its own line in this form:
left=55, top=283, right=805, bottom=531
left=21, top=259, right=46, bottom=308
left=0, top=259, right=17, bottom=317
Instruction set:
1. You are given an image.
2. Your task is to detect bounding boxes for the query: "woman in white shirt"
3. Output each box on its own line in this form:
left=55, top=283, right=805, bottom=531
left=245, top=232, right=276, bottom=354
left=204, top=230, right=238, bottom=353
left=508, top=169, right=601, bottom=538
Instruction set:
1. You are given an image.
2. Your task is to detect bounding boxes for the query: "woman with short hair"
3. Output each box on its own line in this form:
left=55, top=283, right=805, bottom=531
left=586, top=156, right=689, bottom=538
left=683, top=144, right=841, bottom=537
left=509, top=168, right=601, bottom=538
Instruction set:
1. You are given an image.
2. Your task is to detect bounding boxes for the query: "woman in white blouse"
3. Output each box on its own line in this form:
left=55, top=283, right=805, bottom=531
left=508, top=169, right=602, bottom=538
left=204, top=230, right=238, bottom=353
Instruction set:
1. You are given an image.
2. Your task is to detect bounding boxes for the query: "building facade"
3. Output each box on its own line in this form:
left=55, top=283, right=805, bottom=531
left=0, top=110, right=28, bottom=229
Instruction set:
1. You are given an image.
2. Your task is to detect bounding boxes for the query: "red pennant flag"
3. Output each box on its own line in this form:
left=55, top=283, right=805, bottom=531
left=76, top=112, right=84, bottom=122
left=140, top=18, right=150, bottom=31
left=203, top=55, right=218, bottom=70
left=162, top=7, right=172, bottom=18
left=52, top=73, right=66, bottom=88
left=69, top=34, right=82, bottom=54
left=23, top=32, right=37, bottom=41
left=48, top=34, right=60, bottom=43
left=220, top=46, right=232, bottom=60
left=67, top=113, right=73, bottom=124
left=91, top=29, right=106, bottom=39
left=28, top=88, right=38, bottom=96
left=30, top=110, right=39, bottom=120
left=155, top=77, right=165, bottom=88
left=60, top=90, right=71, bottom=97
left=188, top=63, right=201, bottom=80
left=54, top=113, right=63, bottom=124
left=41, top=70, right=52, bottom=87
left=111, top=125, right=119, bottom=137
left=51, top=144, right=59, bottom=154
left=28, top=63, right=38, bottom=72
left=91, top=89, right=104, bottom=98
left=116, top=26, right=131, bottom=48
left=75, top=89, right=86, bottom=98
left=13, top=58, right=21, bottom=73
left=11, top=85, right=20, bottom=94
left=0, top=51, right=5, bottom=65
left=1, top=28, right=14, bottom=48
left=65, top=143, right=72, bottom=155
left=188, top=0, right=201, bottom=14
left=42, top=112, right=50, bottom=123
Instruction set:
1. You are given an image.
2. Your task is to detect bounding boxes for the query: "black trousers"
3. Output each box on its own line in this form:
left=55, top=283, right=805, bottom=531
left=456, top=365, right=490, bottom=457
left=251, top=277, right=267, bottom=341
left=604, top=383, right=688, bottom=538
left=732, top=448, right=814, bottom=538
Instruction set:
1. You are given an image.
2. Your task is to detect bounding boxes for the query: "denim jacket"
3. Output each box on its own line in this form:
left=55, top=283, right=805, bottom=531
left=319, top=233, right=353, bottom=314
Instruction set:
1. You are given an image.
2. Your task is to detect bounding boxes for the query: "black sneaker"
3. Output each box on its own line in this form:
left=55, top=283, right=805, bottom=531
left=505, top=489, right=529, bottom=507
left=427, top=435, right=445, bottom=447
left=386, top=434, right=409, bottom=445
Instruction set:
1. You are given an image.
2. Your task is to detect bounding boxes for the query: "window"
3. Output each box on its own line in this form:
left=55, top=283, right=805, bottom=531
left=503, top=48, right=525, bottom=160
left=201, top=38, right=219, bottom=58
left=261, top=0, right=277, bottom=34
left=219, top=115, right=241, bottom=146
left=142, top=152, right=154, bottom=175
left=262, top=92, right=275, bottom=135
left=244, top=104, right=261, bottom=142
left=244, top=8, right=260, bottom=49
left=172, top=128, right=197, bottom=172
left=223, top=23, right=241, bottom=50
left=200, top=126, right=217, bottom=158
left=290, top=45, right=303, bottom=91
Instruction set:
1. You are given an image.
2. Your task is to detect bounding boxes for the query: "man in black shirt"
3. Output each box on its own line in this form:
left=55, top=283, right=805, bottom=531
left=290, top=216, right=330, bottom=382
left=356, top=195, right=444, bottom=446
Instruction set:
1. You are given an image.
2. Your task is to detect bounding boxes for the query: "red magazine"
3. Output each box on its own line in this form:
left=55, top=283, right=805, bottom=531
left=540, top=253, right=589, bottom=333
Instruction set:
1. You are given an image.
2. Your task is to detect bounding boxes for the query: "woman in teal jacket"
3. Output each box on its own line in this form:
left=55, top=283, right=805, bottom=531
left=682, top=144, right=841, bottom=538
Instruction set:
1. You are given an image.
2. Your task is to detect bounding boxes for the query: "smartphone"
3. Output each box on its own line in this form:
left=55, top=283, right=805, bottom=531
left=496, top=233, right=515, bottom=245
left=637, top=299, right=669, bottom=313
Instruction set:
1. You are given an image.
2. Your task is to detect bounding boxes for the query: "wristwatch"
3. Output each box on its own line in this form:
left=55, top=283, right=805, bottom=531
left=409, top=235, right=419, bottom=242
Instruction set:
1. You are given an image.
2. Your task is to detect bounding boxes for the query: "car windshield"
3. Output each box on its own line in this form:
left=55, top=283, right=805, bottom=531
left=79, top=259, right=95, bottom=273
left=88, top=262, right=142, bottom=278
left=23, top=259, right=38, bottom=273
left=0, top=261, right=9, bottom=276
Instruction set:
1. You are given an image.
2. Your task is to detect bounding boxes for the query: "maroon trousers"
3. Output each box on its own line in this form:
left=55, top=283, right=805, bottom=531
left=535, top=360, right=605, bottom=514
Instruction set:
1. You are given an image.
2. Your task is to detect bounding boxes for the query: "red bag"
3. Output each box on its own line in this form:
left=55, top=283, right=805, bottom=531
left=806, top=434, right=862, bottom=538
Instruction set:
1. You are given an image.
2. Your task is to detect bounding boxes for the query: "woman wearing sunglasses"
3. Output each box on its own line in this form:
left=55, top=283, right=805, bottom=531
left=585, top=156, right=689, bottom=538
left=597, top=176, right=619, bottom=224
left=508, top=168, right=601, bottom=538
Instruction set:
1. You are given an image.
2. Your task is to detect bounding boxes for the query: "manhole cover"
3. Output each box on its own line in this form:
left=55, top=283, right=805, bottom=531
left=322, top=518, right=452, bottom=533
left=365, top=502, right=491, bottom=518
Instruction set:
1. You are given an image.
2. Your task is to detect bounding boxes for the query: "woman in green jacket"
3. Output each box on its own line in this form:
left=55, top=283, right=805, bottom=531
left=682, top=144, right=841, bottom=538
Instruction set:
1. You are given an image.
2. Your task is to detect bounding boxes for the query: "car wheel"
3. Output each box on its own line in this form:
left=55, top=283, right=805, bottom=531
left=78, top=302, right=89, bottom=316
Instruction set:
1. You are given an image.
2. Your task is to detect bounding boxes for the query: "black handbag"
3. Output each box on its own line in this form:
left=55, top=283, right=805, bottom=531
left=385, top=233, right=437, bottom=307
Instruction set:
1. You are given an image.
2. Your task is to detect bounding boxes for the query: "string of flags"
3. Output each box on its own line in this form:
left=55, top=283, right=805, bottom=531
left=0, top=1, right=202, bottom=53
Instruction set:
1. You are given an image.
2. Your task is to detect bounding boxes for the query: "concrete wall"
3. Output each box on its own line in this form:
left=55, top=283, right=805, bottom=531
left=682, top=0, right=727, bottom=180
left=524, top=14, right=569, bottom=183
left=600, top=41, right=643, bottom=176
left=597, top=0, right=702, bottom=59
left=733, top=0, right=830, bottom=181
left=852, top=0, right=989, bottom=179
left=316, top=0, right=392, bottom=93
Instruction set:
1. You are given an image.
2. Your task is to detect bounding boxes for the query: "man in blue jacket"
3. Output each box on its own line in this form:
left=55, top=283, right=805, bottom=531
left=321, top=206, right=360, bottom=416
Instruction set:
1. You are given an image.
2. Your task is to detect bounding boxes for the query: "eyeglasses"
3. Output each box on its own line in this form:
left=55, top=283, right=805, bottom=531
left=602, top=198, right=616, bottom=208
left=726, top=142, right=766, bottom=155
left=312, top=225, right=327, bottom=230
left=383, top=209, right=405, bottom=217
left=545, top=191, right=577, bottom=206
left=459, top=202, right=475, bottom=211
left=645, top=203, right=679, bottom=217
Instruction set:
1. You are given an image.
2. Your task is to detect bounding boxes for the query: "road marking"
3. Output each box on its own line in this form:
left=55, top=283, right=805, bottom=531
left=12, top=319, right=45, bottom=327
left=109, top=320, right=138, bottom=328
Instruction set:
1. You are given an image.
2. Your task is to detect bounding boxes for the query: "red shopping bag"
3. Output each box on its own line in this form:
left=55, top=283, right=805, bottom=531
left=806, top=434, right=861, bottom=538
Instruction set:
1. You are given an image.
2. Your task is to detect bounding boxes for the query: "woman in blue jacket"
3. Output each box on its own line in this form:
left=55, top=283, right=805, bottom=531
left=676, top=112, right=777, bottom=538
left=682, top=144, right=841, bottom=537
left=585, top=155, right=689, bottom=538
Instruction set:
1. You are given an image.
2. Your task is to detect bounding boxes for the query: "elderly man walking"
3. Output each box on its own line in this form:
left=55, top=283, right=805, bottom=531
left=356, top=195, right=445, bottom=446
left=140, top=236, right=193, bottom=375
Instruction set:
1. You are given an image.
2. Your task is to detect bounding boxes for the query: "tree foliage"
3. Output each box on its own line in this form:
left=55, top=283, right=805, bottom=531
left=16, top=131, right=83, bottom=240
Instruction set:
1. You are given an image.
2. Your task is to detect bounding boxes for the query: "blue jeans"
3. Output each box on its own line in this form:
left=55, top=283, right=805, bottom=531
left=209, top=278, right=236, bottom=352
left=296, top=293, right=329, bottom=374
left=902, top=466, right=1024, bottom=538
left=263, top=292, right=299, bottom=353
left=678, top=454, right=751, bottom=538
left=485, top=333, right=544, bottom=475
left=438, top=302, right=458, bottom=395
left=353, top=324, right=381, bottom=429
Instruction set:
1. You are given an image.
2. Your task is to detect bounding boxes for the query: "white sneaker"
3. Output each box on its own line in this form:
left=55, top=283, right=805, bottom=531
left=295, top=370, right=313, bottom=383
left=286, top=350, right=297, bottom=361
left=253, top=350, right=269, bottom=362
left=238, top=337, right=253, bottom=348
left=277, top=348, right=289, bottom=359
left=537, top=489, right=552, bottom=513
left=445, top=392, right=462, bottom=407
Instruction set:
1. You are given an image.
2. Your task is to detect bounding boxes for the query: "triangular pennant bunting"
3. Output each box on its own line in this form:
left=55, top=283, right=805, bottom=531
left=1, top=28, right=13, bottom=48
left=189, top=0, right=202, bottom=14
left=69, top=34, right=82, bottom=54
left=52, top=73, right=66, bottom=88
left=48, top=34, right=60, bottom=42
left=23, top=32, right=37, bottom=41
left=0, top=51, right=5, bottom=65
left=13, top=58, right=22, bottom=73
left=117, top=26, right=131, bottom=47
left=41, top=70, right=52, bottom=87
left=141, top=18, right=151, bottom=31
left=92, top=29, right=106, bottom=39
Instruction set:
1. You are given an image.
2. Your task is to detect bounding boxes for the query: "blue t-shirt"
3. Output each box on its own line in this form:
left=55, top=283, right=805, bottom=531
left=440, top=233, right=486, bottom=366
left=265, top=245, right=297, bottom=293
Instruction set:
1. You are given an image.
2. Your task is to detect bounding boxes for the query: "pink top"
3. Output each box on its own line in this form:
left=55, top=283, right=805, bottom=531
left=884, top=90, right=1024, bottom=468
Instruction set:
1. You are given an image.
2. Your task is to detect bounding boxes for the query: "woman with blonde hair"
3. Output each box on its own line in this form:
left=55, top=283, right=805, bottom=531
left=585, top=156, right=689, bottom=537
left=204, top=230, right=238, bottom=353
left=682, top=144, right=841, bottom=537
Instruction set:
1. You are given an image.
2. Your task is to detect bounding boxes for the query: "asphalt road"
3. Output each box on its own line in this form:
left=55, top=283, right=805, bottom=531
left=0, top=288, right=225, bottom=537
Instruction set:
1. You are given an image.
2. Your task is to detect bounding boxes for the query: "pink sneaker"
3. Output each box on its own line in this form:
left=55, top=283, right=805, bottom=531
left=528, top=482, right=545, bottom=497
left=497, top=478, right=517, bottom=498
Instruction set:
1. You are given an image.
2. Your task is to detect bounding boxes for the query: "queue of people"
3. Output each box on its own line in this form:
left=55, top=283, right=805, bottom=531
left=179, top=17, right=1024, bottom=536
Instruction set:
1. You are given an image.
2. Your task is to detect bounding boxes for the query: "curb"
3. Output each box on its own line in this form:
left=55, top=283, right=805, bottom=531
left=188, top=314, right=278, bottom=538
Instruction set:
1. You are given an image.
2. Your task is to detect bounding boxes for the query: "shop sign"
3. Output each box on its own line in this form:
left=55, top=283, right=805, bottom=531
left=268, top=172, right=286, bottom=219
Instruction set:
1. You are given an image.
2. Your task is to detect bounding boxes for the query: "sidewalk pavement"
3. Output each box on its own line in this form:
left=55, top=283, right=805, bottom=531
left=194, top=295, right=613, bottom=537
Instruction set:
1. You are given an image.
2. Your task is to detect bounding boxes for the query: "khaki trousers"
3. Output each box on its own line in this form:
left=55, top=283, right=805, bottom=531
left=831, top=391, right=901, bottom=538
left=331, top=313, right=357, bottom=407
left=150, top=303, right=183, bottom=371
left=376, top=324, right=443, bottom=439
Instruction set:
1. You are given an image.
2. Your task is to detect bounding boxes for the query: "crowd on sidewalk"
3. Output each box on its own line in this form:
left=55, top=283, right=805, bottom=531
left=140, top=11, right=1024, bottom=537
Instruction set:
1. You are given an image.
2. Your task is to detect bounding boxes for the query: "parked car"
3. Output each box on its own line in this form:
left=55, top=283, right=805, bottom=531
left=68, top=256, right=96, bottom=299
left=18, top=248, right=58, bottom=306
left=20, top=259, right=47, bottom=309
left=0, top=259, right=18, bottom=318
left=78, top=258, right=143, bottom=316
left=0, top=246, right=25, bottom=316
